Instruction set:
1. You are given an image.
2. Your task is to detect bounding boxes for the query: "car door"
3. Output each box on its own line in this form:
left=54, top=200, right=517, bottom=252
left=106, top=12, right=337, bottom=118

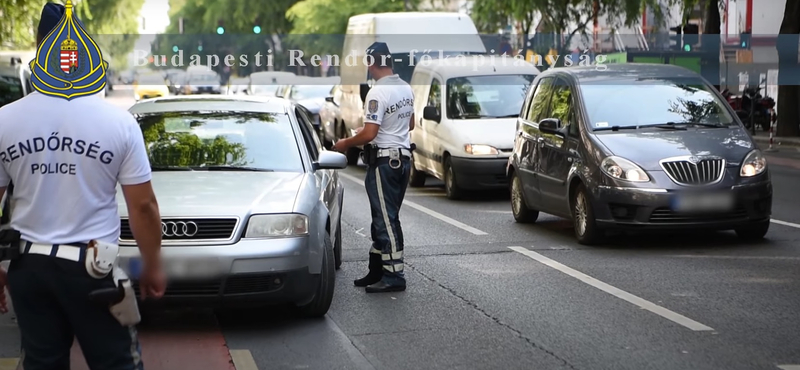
left=538, top=77, right=581, bottom=216
left=423, top=75, right=446, bottom=178
left=516, top=76, right=556, bottom=209
left=296, top=107, right=338, bottom=217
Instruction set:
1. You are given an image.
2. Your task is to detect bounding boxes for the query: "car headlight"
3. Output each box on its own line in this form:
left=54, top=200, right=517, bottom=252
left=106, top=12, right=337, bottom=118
left=464, top=144, right=498, bottom=155
left=245, top=214, right=308, bottom=238
left=740, top=149, right=767, bottom=177
left=600, top=156, right=649, bottom=182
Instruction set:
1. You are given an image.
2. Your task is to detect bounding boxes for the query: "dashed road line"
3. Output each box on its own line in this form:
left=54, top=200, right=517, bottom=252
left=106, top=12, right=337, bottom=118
left=771, top=219, right=800, bottom=229
left=230, top=350, right=259, bottom=370
left=508, top=246, right=715, bottom=332
left=339, top=172, right=488, bottom=235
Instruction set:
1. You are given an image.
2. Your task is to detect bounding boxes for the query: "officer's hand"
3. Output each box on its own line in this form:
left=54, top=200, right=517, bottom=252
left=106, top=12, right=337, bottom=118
left=138, top=267, right=166, bottom=300
left=0, top=267, right=7, bottom=314
left=331, top=139, right=349, bottom=153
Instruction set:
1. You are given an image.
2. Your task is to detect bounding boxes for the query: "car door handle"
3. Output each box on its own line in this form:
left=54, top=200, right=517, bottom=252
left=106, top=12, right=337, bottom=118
left=537, top=137, right=544, bottom=143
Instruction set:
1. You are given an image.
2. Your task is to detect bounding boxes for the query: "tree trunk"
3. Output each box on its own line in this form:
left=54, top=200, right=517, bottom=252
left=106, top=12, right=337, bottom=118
left=703, top=0, right=721, bottom=91
left=775, top=0, right=800, bottom=137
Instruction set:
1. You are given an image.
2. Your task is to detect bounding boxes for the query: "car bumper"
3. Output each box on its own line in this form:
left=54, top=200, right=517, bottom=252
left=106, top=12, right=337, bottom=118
left=118, top=237, right=317, bottom=308
left=450, top=156, right=510, bottom=190
left=590, top=180, right=772, bottom=229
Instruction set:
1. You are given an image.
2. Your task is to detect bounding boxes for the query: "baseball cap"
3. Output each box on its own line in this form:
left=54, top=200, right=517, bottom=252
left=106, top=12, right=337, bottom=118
left=366, top=42, right=391, bottom=56
left=38, top=2, right=66, bottom=38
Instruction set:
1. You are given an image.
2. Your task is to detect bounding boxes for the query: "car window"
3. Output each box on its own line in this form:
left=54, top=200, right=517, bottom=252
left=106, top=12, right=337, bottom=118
left=134, top=110, right=303, bottom=172
left=427, top=79, right=441, bottom=110
left=579, top=76, right=735, bottom=130
left=295, top=107, right=321, bottom=160
left=549, top=78, right=575, bottom=133
left=0, top=75, right=24, bottom=108
left=525, top=77, right=555, bottom=122
left=445, top=74, right=535, bottom=119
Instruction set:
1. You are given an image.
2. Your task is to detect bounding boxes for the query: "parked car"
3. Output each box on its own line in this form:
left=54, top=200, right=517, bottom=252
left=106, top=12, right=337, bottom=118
left=277, top=77, right=339, bottom=146
left=319, top=84, right=343, bottom=149
left=409, top=55, right=539, bottom=199
left=122, top=94, right=347, bottom=316
left=247, top=71, right=298, bottom=96
left=133, top=73, right=169, bottom=101
left=508, top=64, right=772, bottom=245
left=183, top=71, right=221, bottom=95
left=0, top=61, right=32, bottom=109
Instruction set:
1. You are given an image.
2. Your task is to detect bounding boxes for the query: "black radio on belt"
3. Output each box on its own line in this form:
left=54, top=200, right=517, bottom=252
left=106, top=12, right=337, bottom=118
left=361, top=144, right=379, bottom=166
left=0, top=229, right=21, bottom=261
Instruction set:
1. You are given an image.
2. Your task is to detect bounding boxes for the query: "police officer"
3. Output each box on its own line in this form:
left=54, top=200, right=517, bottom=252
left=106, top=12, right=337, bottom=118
left=0, top=2, right=166, bottom=369
left=332, top=42, right=414, bottom=293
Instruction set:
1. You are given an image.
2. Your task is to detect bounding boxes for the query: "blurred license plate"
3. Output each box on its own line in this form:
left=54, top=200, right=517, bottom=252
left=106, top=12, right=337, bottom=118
left=671, top=192, right=734, bottom=212
left=128, top=257, right=222, bottom=280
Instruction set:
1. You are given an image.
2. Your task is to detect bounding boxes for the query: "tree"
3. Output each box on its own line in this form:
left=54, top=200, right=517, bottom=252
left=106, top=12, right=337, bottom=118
left=701, top=0, right=721, bottom=91
left=0, top=0, right=40, bottom=48
left=775, top=0, right=800, bottom=137
left=75, top=0, right=146, bottom=70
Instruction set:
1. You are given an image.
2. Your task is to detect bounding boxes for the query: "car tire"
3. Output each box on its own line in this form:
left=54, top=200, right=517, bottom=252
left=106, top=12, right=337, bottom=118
left=408, top=154, right=426, bottom=187
left=443, top=157, right=463, bottom=200
left=296, top=232, right=335, bottom=317
left=571, top=183, right=604, bottom=245
left=735, top=219, right=770, bottom=240
left=510, top=172, right=538, bottom=223
left=334, top=220, right=343, bottom=270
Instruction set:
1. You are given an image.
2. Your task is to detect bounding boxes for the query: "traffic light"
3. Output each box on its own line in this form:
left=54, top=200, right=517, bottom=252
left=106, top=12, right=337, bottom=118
left=682, top=24, right=699, bottom=51
left=253, top=25, right=261, bottom=34
left=172, top=45, right=179, bottom=53
left=198, top=44, right=203, bottom=51
left=216, top=20, right=224, bottom=35
left=669, top=26, right=682, bottom=51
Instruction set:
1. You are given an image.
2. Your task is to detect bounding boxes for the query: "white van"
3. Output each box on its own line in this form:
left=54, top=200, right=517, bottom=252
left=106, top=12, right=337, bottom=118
left=337, top=12, right=486, bottom=164
left=408, top=55, right=540, bottom=199
left=247, top=71, right=298, bottom=96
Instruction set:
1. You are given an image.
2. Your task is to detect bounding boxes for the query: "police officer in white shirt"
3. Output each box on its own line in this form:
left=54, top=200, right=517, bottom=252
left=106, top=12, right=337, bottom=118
left=332, top=42, right=414, bottom=293
left=0, top=3, right=166, bottom=369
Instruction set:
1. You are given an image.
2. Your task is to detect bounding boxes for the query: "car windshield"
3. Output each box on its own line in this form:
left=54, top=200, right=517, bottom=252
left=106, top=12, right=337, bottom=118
left=138, top=75, right=164, bottom=84
left=291, top=85, right=333, bottom=100
left=580, top=77, right=735, bottom=130
left=191, top=74, right=218, bottom=82
left=0, top=75, right=24, bottom=108
left=445, top=74, right=535, bottom=119
left=134, top=111, right=303, bottom=172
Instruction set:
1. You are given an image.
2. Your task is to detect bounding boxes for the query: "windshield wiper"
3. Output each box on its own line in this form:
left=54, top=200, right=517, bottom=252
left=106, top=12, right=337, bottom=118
left=593, top=125, right=642, bottom=132
left=640, top=122, right=688, bottom=130
left=489, top=114, right=520, bottom=118
left=668, top=121, right=731, bottom=128
left=204, top=166, right=273, bottom=172
left=151, top=165, right=193, bottom=171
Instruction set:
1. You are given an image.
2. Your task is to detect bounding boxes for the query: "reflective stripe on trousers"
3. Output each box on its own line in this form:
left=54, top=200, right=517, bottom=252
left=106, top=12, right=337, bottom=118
left=364, top=157, right=411, bottom=282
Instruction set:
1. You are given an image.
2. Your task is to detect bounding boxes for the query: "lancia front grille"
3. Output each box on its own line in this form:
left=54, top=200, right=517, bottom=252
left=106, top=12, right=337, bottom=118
left=119, top=218, right=238, bottom=241
left=660, top=157, right=725, bottom=186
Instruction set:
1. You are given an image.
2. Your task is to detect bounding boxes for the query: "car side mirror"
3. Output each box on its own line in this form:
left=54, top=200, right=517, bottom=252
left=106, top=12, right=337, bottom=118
left=539, top=118, right=562, bottom=134
left=314, top=151, right=348, bottom=170
left=422, top=106, right=441, bottom=123
left=359, top=83, right=371, bottom=103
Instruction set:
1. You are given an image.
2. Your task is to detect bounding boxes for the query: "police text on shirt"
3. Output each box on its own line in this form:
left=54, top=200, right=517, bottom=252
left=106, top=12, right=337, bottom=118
left=0, top=132, right=114, bottom=175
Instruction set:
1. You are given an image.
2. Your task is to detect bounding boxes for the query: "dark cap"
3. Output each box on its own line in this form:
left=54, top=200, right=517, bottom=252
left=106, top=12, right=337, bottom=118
left=38, top=2, right=66, bottom=38
left=366, top=42, right=391, bottom=56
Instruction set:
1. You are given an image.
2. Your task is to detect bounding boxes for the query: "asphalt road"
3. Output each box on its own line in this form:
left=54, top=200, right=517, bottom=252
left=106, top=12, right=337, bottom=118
left=2, top=89, right=800, bottom=370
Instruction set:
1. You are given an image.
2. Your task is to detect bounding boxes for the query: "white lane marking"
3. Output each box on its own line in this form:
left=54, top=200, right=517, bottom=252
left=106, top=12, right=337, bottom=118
left=230, top=350, right=259, bottom=370
left=508, top=246, right=714, bottom=332
left=354, top=228, right=367, bottom=237
left=777, top=366, right=800, bottom=370
left=671, top=255, right=800, bottom=260
left=339, top=172, right=488, bottom=235
left=771, top=219, right=800, bottom=229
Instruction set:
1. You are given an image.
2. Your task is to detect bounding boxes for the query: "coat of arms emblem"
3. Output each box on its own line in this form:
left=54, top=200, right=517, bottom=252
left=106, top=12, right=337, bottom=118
left=368, top=99, right=378, bottom=113
left=60, top=38, right=79, bottom=74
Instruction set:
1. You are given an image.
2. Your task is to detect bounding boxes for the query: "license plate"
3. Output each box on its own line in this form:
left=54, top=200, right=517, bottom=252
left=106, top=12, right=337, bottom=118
left=127, top=257, right=222, bottom=280
left=671, top=192, right=735, bottom=213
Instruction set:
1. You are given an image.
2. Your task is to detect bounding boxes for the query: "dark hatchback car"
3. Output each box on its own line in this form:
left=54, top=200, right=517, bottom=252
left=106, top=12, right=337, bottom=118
left=507, top=64, right=772, bottom=245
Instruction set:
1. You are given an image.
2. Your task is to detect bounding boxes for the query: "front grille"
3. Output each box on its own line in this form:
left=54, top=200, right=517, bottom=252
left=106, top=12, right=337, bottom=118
left=134, top=279, right=221, bottom=297
left=120, top=218, right=238, bottom=241
left=649, top=206, right=748, bottom=223
left=132, top=274, right=285, bottom=297
left=224, top=274, right=286, bottom=295
left=661, top=158, right=725, bottom=185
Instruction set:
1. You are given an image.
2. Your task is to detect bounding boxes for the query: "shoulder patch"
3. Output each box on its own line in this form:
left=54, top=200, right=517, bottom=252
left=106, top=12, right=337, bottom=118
left=368, top=99, right=378, bottom=113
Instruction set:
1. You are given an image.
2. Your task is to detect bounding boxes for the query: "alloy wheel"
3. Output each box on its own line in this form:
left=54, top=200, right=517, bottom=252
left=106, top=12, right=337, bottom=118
left=512, top=177, right=523, bottom=216
left=575, top=192, right=588, bottom=236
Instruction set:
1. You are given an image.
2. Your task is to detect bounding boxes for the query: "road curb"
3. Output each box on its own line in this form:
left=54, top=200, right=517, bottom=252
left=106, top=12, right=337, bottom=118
left=753, top=136, right=800, bottom=150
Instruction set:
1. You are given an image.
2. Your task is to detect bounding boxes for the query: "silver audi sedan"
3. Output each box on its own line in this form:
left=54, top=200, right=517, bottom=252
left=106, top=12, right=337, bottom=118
left=119, top=94, right=347, bottom=317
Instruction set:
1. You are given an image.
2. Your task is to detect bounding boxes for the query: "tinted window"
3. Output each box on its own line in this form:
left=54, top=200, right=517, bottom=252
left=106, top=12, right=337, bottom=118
left=445, top=74, right=534, bottom=119
left=135, top=111, right=303, bottom=172
left=291, top=85, right=334, bottom=100
left=0, top=75, right=24, bottom=108
left=580, top=77, right=735, bottom=130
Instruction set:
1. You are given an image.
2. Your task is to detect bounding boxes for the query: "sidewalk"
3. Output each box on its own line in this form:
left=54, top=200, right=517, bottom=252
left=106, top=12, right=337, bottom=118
left=752, top=131, right=800, bottom=150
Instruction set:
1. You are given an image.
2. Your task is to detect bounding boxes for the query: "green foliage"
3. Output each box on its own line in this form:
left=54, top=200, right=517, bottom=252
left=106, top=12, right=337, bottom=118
left=141, top=115, right=247, bottom=167
left=0, top=0, right=45, bottom=48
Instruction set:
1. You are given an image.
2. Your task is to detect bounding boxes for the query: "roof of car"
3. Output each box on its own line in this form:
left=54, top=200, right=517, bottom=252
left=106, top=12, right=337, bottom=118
left=540, top=63, right=701, bottom=82
left=414, top=55, right=540, bottom=78
left=129, top=94, right=291, bottom=115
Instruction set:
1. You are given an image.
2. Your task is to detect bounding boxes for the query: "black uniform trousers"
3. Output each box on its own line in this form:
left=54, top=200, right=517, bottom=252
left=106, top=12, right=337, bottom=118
left=7, top=253, right=143, bottom=370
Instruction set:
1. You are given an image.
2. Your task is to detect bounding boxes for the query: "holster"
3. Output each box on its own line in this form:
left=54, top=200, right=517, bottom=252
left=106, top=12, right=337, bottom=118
left=88, top=267, right=141, bottom=326
left=85, top=239, right=118, bottom=279
left=0, top=229, right=21, bottom=261
left=361, top=144, right=379, bottom=166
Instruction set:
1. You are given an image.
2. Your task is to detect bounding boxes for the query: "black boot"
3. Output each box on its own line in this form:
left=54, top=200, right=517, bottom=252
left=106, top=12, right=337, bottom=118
left=354, top=253, right=383, bottom=287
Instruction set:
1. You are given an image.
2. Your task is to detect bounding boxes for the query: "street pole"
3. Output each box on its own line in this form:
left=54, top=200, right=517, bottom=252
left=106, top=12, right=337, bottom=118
left=404, top=0, right=410, bottom=11
left=179, top=17, right=184, bottom=34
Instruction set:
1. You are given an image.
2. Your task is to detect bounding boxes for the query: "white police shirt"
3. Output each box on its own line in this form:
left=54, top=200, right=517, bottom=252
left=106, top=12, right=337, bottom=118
left=364, top=74, right=414, bottom=149
left=0, top=92, right=151, bottom=245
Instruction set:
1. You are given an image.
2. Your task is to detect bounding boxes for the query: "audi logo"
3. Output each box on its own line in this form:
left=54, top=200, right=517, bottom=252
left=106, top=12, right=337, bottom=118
left=162, top=221, right=199, bottom=237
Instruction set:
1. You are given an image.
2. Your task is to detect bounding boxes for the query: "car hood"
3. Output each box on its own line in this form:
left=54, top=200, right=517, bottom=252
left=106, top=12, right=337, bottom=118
left=297, top=98, right=323, bottom=113
left=116, top=171, right=304, bottom=217
left=593, top=127, right=755, bottom=170
left=450, top=118, right=517, bottom=151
